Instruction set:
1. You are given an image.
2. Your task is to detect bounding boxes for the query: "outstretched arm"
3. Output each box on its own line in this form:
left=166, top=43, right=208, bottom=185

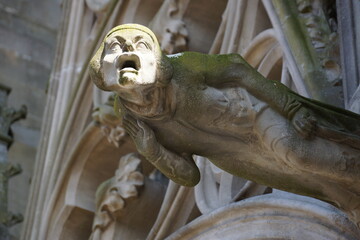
left=123, top=115, right=200, bottom=187
left=205, top=54, right=317, bottom=138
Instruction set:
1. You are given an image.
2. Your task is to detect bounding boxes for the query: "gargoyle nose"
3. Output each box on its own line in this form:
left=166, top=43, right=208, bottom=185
left=123, top=40, right=134, bottom=51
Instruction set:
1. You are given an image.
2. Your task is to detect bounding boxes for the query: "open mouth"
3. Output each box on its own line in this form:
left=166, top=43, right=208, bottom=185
left=118, top=53, right=141, bottom=72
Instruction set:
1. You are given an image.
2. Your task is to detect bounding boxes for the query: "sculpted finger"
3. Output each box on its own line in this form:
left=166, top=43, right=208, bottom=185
left=123, top=114, right=137, bottom=125
left=123, top=118, right=138, bottom=134
left=290, top=108, right=300, bottom=119
left=299, top=122, right=316, bottom=139
left=137, top=120, right=148, bottom=131
left=284, top=99, right=302, bottom=118
left=124, top=117, right=144, bottom=137
left=288, top=103, right=301, bottom=117
left=294, top=119, right=310, bottom=139
left=294, top=120, right=303, bottom=133
left=123, top=118, right=141, bottom=137
left=124, top=115, right=140, bottom=131
left=137, top=120, right=152, bottom=137
left=123, top=124, right=136, bottom=137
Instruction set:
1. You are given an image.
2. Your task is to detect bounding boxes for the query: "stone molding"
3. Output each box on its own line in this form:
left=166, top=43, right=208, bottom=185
left=90, top=153, right=144, bottom=240
left=167, top=194, right=360, bottom=240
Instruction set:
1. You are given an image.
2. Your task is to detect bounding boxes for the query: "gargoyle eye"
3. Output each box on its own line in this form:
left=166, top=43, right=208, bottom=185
left=109, top=42, right=122, bottom=53
left=136, top=41, right=150, bottom=51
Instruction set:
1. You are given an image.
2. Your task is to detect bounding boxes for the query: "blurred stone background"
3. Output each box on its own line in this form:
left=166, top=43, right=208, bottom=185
left=0, top=0, right=61, bottom=238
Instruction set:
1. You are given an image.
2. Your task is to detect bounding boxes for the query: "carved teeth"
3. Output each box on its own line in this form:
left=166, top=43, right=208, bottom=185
left=119, top=53, right=141, bottom=71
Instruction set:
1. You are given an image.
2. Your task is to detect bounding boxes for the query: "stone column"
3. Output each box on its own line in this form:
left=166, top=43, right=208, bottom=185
left=0, top=84, right=26, bottom=240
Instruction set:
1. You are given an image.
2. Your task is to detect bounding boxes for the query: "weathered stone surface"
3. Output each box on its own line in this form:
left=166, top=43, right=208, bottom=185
left=0, top=0, right=61, bottom=238
left=90, top=153, right=166, bottom=240
left=90, top=23, right=360, bottom=227
left=166, top=194, right=360, bottom=240
left=17, top=0, right=360, bottom=239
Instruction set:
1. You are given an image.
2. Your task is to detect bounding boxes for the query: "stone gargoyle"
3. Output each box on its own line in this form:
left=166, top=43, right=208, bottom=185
left=90, top=24, right=360, bottom=225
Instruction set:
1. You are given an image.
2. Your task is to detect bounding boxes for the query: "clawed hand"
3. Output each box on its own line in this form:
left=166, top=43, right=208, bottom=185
left=283, top=98, right=317, bottom=139
left=123, top=114, right=160, bottom=157
left=291, top=107, right=317, bottom=139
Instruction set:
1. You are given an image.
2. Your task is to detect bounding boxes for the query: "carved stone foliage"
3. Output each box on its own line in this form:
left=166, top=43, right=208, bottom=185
left=0, top=85, right=26, bottom=146
left=265, top=0, right=343, bottom=107
left=0, top=84, right=26, bottom=240
left=89, top=153, right=144, bottom=240
left=295, top=0, right=341, bottom=87
left=149, top=0, right=189, bottom=54
left=92, top=94, right=125, bottom=148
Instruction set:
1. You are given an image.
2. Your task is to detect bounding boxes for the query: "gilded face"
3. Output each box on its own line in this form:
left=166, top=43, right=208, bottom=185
left=102, top=29, right=157, bottom=91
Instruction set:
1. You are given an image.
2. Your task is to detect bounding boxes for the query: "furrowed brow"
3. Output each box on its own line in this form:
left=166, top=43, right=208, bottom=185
left=114, top=36, right=126, bottom=42
left=106, top=36, right=125, bottom=44
left=105, top=36, right=124, bottom=47
left=134, top=35, right=144, bottom=42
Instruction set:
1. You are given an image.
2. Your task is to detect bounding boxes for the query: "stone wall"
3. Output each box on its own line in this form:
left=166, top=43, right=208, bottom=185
left=0, top=0, right=61, bottom=238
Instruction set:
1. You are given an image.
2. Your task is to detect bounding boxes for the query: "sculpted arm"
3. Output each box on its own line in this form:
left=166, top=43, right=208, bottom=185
left=205, top=54, right=316, bottom=137
left=123, top=115, right=200, bottom=187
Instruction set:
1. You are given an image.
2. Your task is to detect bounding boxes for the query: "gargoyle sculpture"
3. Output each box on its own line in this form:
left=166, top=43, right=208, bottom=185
left=90, top=24, right=360, bottom=225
